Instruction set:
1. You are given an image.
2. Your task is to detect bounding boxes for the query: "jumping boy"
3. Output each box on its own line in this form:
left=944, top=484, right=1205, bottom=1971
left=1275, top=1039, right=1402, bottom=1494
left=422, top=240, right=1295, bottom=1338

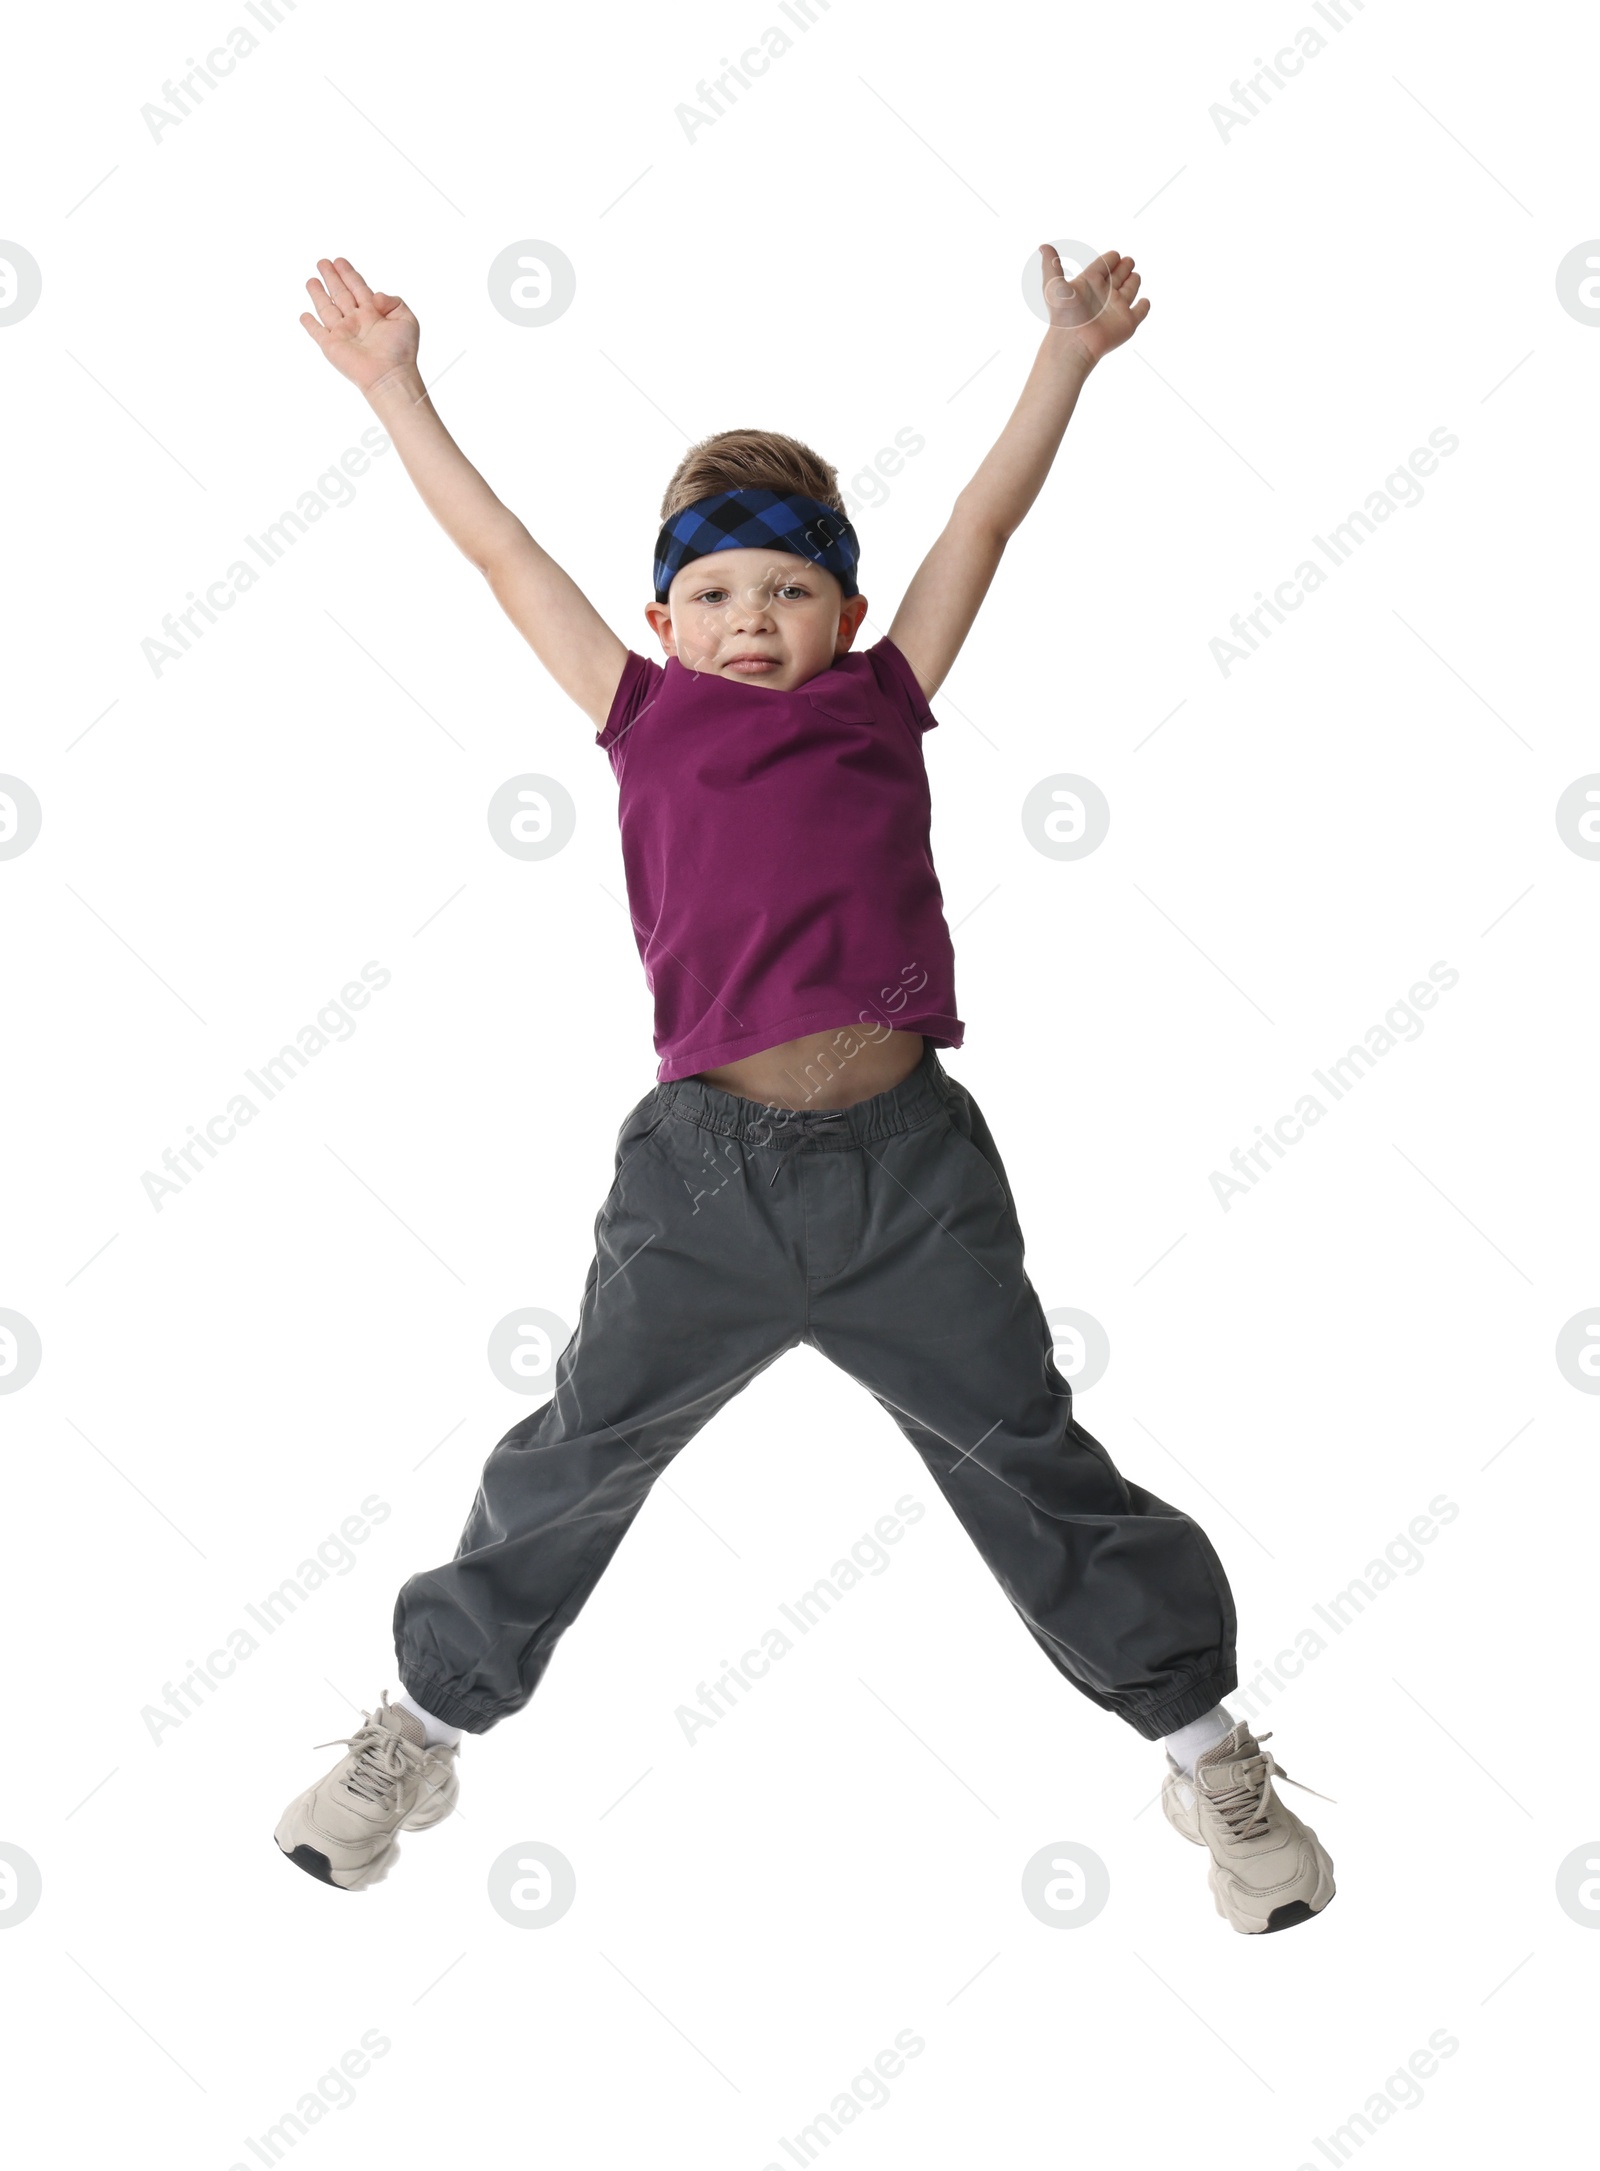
left=276, top=245, right=1336, bottom=1932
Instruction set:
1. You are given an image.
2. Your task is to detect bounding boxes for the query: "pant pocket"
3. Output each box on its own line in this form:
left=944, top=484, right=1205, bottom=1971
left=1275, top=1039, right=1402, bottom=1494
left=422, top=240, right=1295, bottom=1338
left=599, top=1092, right=671, bottom=1216
left=940, top=1103, right=1012, bottom=1211
left=942, top=1111, right=1002, bottom=1215
left=614, top=1088, right=667, bottom=1156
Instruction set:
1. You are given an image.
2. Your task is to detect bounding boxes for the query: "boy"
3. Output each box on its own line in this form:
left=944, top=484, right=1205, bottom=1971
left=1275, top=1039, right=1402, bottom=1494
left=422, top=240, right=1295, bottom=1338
left=276, top=246, right=1335, bottom=1932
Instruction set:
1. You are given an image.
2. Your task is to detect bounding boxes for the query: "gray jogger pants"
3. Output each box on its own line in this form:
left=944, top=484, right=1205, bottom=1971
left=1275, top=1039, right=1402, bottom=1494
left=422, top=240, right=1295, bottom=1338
left=392, top=1041, right=1239, bottom=1739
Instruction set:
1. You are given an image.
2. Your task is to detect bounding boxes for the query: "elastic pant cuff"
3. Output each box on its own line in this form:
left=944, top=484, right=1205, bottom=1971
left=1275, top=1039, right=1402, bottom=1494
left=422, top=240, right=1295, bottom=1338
left=397, top=1669, right=500, bottom=1736
left=1123, top=1665, right=1240, bottom=1743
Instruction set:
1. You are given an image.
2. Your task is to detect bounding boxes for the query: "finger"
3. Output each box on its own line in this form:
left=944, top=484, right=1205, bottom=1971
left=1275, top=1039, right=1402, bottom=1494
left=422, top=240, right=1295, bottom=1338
left=1119, top=271, right=1142, bottom=304
left=1039, top=243, right=1074, bottom=303
left=304, top=277, right=342, bottom=332
left=1071, top=253, right=1113, bottom=307
left=298, top=312, right=331, bottom=346
left=316, top=256, right=355, bottom=315
left=335, top=256, right=377, bottom=309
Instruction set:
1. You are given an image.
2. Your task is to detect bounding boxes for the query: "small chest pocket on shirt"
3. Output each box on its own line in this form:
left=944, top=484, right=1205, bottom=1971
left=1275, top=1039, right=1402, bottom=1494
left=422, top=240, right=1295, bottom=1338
left=804, top=681, right=880, bottom=727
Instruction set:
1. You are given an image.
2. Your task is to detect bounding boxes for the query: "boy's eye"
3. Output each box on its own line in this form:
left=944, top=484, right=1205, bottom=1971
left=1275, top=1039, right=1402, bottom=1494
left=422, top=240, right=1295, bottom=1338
left=694, top=584, right=809, bottom=603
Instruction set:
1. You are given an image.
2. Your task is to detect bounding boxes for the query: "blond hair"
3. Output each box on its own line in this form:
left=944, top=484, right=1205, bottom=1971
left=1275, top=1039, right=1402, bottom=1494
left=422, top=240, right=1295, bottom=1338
left=659, top=427, right=844, bottom=520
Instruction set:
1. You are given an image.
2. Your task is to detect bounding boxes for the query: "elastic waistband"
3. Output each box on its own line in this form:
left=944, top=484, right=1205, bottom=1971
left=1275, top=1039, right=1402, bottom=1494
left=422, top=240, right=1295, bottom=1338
left=656, top=1038, right=955, bottom=1148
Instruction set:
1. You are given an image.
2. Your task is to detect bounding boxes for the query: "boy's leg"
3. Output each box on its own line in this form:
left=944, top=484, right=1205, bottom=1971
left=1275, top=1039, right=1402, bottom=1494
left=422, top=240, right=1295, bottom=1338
left=392, top=1083, right=808, bottom=1734
left=805, top=1062, right=1239, bottom=1741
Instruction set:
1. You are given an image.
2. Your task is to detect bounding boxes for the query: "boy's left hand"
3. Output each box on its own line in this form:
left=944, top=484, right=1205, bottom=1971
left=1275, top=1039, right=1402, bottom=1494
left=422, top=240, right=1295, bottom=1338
left=1039, top=244, right=1148, bottom=367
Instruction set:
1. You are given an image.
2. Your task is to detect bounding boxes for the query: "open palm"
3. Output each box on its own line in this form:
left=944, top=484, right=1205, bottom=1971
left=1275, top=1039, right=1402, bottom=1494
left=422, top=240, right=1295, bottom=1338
left=299, top=256, right=419, bottom=390
left=1039, top=244, right=1149, bottom=367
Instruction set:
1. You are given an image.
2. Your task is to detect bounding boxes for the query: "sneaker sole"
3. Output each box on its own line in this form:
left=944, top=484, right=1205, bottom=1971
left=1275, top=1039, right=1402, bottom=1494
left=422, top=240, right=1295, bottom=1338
left=1210, top=1846, right=1337, bottom=1934
left=278, top=1840, right=342, bottom=1886
left=1262, top=1890, right=1334, bottom=1932
left=275, top=1835, right=399, bottom=1890
left=273, top=1779, right=455, bottom=1890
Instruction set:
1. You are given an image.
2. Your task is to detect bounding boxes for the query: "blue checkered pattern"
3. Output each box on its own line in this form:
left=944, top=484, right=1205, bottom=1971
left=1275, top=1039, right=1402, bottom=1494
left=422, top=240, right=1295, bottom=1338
left=652, top=489, right=860, bottom=603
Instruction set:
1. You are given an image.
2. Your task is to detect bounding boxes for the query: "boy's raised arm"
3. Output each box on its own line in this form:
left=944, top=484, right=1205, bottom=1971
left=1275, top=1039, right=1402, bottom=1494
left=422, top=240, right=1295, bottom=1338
left=300, top=256, right=628, bottom=731
left=886, top=245, right=1149, bottom=703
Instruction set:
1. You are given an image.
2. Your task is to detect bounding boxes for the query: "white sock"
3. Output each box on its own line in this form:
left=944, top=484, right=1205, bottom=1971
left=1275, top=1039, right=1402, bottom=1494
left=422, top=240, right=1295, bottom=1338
left=393, top=1685, right=465, bottom=1749
left=1159, top=1703, right=1236, bottom=1774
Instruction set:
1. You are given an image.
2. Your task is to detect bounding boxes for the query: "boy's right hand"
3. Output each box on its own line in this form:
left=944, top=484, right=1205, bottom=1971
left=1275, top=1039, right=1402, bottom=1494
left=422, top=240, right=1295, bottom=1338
left=299, top=256, right=419, bottom=393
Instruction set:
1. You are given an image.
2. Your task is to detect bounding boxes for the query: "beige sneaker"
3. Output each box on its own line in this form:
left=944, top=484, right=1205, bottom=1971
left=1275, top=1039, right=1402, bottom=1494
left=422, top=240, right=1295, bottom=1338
left=1162, top=1720, right=1336, bottom=1933
left=275, top=1691, right=459, bottom=1890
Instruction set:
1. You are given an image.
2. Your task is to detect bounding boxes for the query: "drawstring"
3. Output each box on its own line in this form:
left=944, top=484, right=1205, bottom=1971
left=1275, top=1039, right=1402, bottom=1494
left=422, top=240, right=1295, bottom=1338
left=767, top=1108, right=847, bottom=1185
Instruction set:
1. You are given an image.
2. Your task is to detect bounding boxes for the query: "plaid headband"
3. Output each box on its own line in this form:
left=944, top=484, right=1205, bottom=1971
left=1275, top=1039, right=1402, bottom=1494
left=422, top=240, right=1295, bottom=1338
left=653, top=488, right=860, bottom=603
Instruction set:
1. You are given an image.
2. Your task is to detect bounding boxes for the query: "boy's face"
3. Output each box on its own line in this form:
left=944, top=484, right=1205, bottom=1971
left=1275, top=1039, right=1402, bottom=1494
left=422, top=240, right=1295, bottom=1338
left=644, top=548, right=870, bottom=690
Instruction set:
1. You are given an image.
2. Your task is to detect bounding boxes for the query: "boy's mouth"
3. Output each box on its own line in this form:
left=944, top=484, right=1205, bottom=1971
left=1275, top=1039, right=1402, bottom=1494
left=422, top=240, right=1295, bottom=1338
left=724, top=654, right=780, bottom=676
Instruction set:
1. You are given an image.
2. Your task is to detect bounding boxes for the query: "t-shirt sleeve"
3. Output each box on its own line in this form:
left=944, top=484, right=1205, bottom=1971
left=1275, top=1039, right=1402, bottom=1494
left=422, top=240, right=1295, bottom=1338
left=596, top=651, right=664, bottom=770
left=868, top=635, right=939, bottom=737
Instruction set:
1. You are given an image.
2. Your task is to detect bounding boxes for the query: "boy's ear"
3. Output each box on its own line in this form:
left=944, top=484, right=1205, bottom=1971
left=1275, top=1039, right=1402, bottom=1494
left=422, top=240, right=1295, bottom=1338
left=835, top=593, right=870, bottom=651
left=644, top=600, right=676, bottom=655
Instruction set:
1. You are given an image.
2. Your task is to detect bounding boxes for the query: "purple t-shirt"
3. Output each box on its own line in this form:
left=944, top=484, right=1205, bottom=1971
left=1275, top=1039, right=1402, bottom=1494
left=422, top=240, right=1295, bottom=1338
left=596, top=634, right=964, bottom=1082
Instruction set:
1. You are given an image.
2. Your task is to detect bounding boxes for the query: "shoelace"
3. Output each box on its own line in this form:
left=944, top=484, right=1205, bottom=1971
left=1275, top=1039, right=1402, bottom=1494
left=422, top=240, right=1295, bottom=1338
left=1200, top=1729, right=1337, bottom=1842
left=767, top=1108, right=847, bottom=1186
left=311, top=1708, right=427, bottom=1807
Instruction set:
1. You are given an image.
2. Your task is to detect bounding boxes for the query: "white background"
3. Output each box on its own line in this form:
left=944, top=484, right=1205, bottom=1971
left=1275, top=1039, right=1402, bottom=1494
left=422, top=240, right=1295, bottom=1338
left=2, top=0, right=1596, bottom=2162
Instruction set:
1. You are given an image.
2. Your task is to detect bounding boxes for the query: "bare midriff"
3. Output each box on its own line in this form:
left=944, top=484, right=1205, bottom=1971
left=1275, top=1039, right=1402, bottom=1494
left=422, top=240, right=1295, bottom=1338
left=692, top=1025, right=926, bottom=1111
